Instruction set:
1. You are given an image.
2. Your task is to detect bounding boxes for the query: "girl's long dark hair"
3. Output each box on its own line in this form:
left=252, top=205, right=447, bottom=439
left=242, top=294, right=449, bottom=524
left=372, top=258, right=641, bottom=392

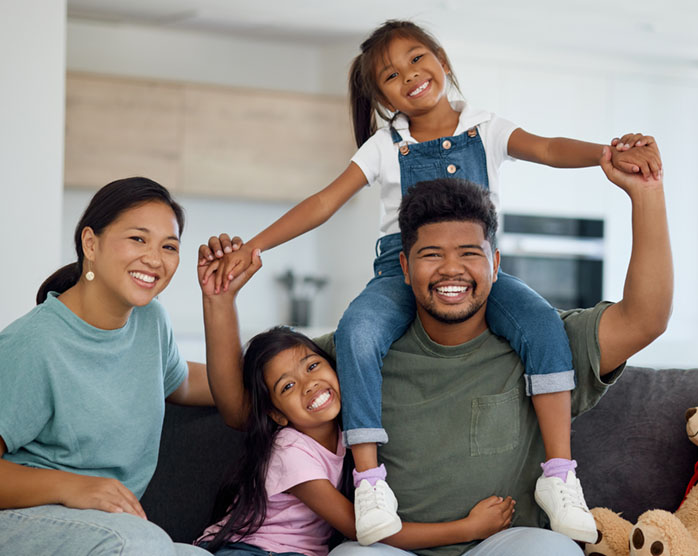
left=349, top=20, right=462, bottom=148
left=36, top=177, right=184, bottom=304
left=204, top=327, right=352, bottom=553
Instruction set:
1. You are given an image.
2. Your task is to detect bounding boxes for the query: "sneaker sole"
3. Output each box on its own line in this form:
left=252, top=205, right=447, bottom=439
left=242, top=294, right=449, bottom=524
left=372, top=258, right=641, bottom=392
left=356, top=518, right=403, bottom=546
left=534, top=493, right=597, bottom=544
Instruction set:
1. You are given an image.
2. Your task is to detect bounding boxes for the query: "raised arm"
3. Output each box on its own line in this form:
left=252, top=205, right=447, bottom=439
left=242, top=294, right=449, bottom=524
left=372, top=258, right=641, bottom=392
left=198, top=247, right=263, bottom=429
left=508, top=128, right=662, bottom=178
left=596, top=145, right=672, bottom=375
left=204, top=162, right=368, bottom=292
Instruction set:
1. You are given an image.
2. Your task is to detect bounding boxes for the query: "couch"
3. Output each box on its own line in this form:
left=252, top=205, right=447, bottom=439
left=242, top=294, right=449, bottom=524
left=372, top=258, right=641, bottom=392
left=141, top=366, right=698, bottom=544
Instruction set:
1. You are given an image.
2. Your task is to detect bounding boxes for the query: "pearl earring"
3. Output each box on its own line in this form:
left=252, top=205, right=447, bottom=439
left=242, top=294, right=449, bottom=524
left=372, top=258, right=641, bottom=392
left=85, top=262, right=95, bottom=282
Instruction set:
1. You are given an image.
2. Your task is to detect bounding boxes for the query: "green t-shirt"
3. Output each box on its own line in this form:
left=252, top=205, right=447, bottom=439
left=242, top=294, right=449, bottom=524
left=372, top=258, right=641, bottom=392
left=0, top=292, right=188, bottom=499
left=316, top=302, right=623, bottom=556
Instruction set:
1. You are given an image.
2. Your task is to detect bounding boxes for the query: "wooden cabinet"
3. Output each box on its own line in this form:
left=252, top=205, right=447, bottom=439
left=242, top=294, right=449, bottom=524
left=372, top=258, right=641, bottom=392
left=64, top=72, right=355, bottom=201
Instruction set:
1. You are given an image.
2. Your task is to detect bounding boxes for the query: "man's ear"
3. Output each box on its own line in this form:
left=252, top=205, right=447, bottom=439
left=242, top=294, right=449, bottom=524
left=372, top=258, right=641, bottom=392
left=399, top=251, right=411, bottom=286
left=491, top=249, right=500, bottom=283
left=81, top=227, right=97, bottom=262
left=268, top=410, right=289, bottom=427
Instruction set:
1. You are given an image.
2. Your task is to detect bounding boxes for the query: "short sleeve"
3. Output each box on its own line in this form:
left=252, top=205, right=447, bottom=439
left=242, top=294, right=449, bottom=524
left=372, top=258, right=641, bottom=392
left=483, top=114, right=518, bottom=167
left=265, top=433, right=332, bottom=496
left=0, top=331, right=52, bottom=453
left=151, top=301, right=188, bottom=397
left=350, top=134, right=382, bottom=186
left=562, top=302, right=626, bottom=418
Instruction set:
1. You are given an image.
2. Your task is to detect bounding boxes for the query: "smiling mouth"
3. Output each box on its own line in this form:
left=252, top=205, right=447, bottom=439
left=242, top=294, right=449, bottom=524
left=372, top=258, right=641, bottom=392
left=308, top=389, right=332, bottom=411
left=409, top=80, right=430, bottom=97
left=434, top=285, right=469, bottom=297
left=129, top=271, right=157, bottom=285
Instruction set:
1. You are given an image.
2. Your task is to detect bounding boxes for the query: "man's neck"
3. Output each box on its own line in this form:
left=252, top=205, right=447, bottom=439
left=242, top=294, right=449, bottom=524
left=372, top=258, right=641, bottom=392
left=416, top=306, right=489, bottom=346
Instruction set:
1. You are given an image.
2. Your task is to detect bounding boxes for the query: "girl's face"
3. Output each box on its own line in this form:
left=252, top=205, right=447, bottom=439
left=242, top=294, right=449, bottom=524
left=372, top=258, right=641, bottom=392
left=86, top=201, right=181, bottom=311
left=374, top=36, right=450, bottom=117
left=264, top=344, right=341, bottom=438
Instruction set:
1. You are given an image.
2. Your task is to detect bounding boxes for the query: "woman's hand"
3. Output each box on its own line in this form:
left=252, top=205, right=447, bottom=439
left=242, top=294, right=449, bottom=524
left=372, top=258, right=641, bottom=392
left=57, top=473, right=146, bottom=518
left=464, top=495, right=516, bottom=540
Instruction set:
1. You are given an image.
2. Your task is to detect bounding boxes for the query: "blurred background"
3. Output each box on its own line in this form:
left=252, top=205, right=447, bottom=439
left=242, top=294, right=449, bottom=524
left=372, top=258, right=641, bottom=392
left=2, top=0, right=697, bottom=367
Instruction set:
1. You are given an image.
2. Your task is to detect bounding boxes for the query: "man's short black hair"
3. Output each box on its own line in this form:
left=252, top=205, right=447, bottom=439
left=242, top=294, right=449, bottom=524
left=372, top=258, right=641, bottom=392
left=398, top=178, right=498, bottom=256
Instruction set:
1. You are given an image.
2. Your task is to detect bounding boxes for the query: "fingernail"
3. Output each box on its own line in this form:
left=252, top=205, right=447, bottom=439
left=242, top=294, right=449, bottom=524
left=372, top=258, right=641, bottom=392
left=254, top=248, right=262, bottom=257
left=224, top=246, right=232, bottom=253
left=207, top=254, right=213, bottom=261
left=228, top=274, right=234, bottom=280
left=216, top=250, right=223, bottom=257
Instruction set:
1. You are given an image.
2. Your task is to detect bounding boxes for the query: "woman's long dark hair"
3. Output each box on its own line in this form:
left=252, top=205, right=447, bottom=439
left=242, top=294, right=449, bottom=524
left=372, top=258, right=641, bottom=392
left=349, top=20, right=462, bottom=148
left=36, top=177, right=184, bottom=304
left=204, top=327, right=352, bottom=553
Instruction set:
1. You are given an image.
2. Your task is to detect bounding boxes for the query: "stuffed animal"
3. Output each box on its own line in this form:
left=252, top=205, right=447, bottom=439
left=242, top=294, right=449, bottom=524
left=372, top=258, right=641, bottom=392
left=583, top=407, right=698, bottom=556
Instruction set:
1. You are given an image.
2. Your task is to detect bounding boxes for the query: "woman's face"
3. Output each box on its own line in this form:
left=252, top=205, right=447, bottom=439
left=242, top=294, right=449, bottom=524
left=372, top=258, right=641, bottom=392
left=88, top=201, right=181, bottom=310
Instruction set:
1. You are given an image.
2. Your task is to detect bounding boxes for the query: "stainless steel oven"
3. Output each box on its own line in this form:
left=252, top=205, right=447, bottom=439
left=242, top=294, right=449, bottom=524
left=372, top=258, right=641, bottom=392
left=499, top=214, right=604, bottom=310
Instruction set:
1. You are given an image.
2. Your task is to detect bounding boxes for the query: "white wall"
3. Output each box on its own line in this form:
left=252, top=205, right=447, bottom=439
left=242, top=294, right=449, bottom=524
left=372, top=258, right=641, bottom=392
left=0, top=1, right=66, bottom=329
left=62, top=18, right=698, bottom=367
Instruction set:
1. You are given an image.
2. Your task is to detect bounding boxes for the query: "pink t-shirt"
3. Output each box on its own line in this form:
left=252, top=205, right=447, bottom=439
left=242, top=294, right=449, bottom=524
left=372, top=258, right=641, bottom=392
left=198, top=426, right=346, bottom=556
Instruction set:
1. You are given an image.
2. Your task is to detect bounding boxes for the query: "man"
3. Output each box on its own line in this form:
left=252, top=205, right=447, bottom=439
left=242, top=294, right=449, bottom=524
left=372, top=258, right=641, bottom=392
left=322, top=145, right=672, bottom=556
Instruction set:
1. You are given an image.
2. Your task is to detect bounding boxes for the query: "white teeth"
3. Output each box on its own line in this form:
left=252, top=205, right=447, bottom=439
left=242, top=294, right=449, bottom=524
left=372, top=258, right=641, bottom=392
left=308, top=390, right=330, bottom=410
left=409, top=81, right=429, bottom=96
left=130, top=272, right=155, bottom=283
left=436, top=285, right=467, bottom=297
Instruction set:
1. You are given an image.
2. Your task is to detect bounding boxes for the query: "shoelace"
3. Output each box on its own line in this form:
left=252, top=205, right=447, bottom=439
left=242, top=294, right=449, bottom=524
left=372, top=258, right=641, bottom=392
left=356, top=485, right=388, bottom=513
left=558, top=478, right=590, bottom=511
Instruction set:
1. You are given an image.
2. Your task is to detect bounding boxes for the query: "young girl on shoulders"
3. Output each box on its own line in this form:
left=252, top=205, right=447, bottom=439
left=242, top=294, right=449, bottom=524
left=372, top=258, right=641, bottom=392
left=195, top=262, right=516, bottom=555
left=202, top=20, right=661, bottom=545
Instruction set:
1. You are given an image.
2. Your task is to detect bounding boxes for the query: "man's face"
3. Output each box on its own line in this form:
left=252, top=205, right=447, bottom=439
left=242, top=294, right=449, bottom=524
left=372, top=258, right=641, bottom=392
left=400, top=220, right=499, bottom=338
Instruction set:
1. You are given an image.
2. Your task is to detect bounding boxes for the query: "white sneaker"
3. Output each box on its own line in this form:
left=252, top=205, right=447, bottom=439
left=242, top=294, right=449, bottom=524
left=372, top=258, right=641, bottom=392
left=354, top=479, right=402, bottom=545
left=534, top=471, right=598, bottom=543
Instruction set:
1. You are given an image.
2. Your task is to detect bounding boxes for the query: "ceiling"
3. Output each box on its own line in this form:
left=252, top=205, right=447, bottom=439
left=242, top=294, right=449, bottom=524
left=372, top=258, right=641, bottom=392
left=66, top=0, right=698, bottom=65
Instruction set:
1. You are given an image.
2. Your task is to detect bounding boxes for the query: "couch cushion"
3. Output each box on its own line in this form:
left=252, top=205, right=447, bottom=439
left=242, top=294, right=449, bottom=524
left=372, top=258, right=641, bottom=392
left=572, top=366, right=698, bottom=522
left=141, top=404, right=243, bottom=543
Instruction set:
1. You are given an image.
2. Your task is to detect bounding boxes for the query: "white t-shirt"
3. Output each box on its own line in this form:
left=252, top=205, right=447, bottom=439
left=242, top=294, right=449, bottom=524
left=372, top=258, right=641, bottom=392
left=351, top=100, right=518, bottom=237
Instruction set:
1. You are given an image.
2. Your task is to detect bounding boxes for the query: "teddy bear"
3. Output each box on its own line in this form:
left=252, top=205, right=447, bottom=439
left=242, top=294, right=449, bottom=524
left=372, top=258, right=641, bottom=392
left=583, top=407, right=698, bottom=556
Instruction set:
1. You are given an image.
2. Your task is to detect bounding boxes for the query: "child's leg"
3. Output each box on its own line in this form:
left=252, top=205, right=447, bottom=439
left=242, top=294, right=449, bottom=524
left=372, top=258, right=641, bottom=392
left=335, top=270, right=415, bottom=546
left=486, top=271, right=595, bottom=543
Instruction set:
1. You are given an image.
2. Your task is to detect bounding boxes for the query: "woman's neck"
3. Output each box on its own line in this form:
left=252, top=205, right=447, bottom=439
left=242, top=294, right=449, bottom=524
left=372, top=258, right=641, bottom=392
left=407, top=98, right=460, bottom=142
left=59, top=281, right=134, bottom=330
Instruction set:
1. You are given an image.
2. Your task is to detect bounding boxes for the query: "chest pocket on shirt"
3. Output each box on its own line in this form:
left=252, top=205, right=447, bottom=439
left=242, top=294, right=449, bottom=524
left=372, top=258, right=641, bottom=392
left=470, top=387, right=520, bottom=456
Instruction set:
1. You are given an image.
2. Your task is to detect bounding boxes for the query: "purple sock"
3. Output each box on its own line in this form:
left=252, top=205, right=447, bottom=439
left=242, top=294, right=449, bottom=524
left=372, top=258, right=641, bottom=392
left=541, top=458, right=577, bottom=481
left=353, top=463, right=387, bottom=488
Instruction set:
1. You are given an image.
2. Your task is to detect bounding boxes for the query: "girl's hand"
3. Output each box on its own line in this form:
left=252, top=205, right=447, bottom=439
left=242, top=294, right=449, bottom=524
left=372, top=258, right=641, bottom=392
left=57, top=474, right=146, bottom=518
left=198, top=245, right=262, bottom=297
left=465, top=495, right=515, bottom=540
left=610, top=140, right=662, bottom=180
left=611, top=133, right=654, bottom=151
left=198, top=233, right=243, bottom=266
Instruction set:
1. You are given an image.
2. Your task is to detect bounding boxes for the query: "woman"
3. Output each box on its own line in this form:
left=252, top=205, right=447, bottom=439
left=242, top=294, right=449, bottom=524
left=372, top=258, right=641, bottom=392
left=0, top=177, right=210, bottom=555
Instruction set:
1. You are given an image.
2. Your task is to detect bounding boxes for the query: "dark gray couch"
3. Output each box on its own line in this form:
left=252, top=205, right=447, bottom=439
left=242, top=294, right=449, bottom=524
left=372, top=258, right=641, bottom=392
left=141, top=366, right=698, bottom=544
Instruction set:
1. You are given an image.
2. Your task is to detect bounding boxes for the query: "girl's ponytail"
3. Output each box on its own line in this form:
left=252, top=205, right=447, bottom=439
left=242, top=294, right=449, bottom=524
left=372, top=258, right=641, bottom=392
left=349, top=54, right=377, bottom=148
left=36, top=263, right=82, bottom=305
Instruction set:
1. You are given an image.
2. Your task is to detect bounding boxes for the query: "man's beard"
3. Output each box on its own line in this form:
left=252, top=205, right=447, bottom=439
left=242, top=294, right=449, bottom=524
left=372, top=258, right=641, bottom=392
left=422, top=280, right=486, bottom=324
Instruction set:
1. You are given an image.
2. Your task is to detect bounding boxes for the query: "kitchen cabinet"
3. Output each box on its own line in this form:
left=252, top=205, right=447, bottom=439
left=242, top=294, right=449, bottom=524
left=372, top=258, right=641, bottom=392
left=64, top=72, right=355, bottom=201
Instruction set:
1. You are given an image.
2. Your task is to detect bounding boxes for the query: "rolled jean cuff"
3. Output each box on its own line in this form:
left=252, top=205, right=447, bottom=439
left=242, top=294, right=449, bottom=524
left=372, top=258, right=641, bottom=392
left=525, top=369, right=576, bottom=396
left=343, top=427, right=389, bottom=447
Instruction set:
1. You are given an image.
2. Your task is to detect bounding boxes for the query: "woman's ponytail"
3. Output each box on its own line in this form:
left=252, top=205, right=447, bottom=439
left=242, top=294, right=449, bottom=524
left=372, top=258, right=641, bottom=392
left=36, top=262, right=82, bottom=305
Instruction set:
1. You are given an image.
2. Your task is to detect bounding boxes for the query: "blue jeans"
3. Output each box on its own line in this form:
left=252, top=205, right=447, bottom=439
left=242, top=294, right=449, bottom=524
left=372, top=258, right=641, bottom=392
left=0, top=505, right=207, bottom=556
left=328, top=528, right=583, bottom=556
left=335, top=234, right=576, bottom=447
left=198, top=540, right=306, bottom=556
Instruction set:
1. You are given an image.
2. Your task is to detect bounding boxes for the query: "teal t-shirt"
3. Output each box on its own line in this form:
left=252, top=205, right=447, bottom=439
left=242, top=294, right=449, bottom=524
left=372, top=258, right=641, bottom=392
left=0, top=292, right=188, bottom=499
left=316, top=302, right=624, bottom=556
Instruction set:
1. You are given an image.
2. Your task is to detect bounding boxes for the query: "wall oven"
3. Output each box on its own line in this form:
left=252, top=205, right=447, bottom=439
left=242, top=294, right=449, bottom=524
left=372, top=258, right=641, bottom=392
left=499, top=214, right=604, bottom=310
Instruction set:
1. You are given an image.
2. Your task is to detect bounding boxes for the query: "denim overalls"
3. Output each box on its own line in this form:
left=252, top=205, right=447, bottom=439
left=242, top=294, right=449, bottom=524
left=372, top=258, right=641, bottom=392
left=335, top=126, right=576, bottom=447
